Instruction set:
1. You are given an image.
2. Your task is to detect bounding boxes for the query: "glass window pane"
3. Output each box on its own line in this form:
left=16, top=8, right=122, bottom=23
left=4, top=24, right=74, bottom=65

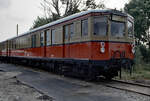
left=32, top=35, right=36, bottom=48
left=70, top=24, right=74, bottom=37
left=127, top=21, right=133, bottom=38
left=111, top=21, right=125, bottom=37
left=40, top=32, right=44, bottom=46
left=46, top=30, right=51, bottom=46
left=52, top=29, right=55, bottom=44
left=64, top=25, right=69, bottom=39
left=94, top=17, right=107, bottom=36
left=32, top=36, right=34, bottom=47
left=82, top=19, right=88, bottom=36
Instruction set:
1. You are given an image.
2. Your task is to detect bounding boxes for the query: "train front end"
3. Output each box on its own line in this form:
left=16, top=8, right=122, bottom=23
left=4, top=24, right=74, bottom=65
left=91, top=11, right=135, bottom=79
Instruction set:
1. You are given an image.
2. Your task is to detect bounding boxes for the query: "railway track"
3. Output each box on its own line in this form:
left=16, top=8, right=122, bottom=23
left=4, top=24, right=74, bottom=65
left=102, top=79, right=150, bottom=96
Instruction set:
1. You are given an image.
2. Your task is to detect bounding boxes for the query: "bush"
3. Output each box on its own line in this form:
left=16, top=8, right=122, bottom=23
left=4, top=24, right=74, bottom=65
left=139, top=45, right=150, bottom=63
left=134, top=46, right=143, bottom=64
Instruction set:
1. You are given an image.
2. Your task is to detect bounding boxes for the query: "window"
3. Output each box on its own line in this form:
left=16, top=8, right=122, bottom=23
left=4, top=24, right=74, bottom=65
left=111, top=21, right=125, bottom=37
left=127, top=20, right=133, bottom=38
left=40, top=32, right=44, bottom=46
left=14, top=40, right=17, bottom=49
left=46, top=30, right=51, bottom=46
left=12, top=41, right=14, bottom=49
left=94, top=17, right=107, bottom=36
left=64, top=25, right=69, bottom=39
left=51, top=29, right=55, bottom=44
left=32, top=35, right=36, bottom=48
left=82, top=19, right=88, bottom=36
left=70, top=24, right=74, bottom=37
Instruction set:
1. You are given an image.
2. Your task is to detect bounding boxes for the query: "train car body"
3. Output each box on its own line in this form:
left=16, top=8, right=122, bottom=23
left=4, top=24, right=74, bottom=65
left=0, top=9, right=135, bottom=79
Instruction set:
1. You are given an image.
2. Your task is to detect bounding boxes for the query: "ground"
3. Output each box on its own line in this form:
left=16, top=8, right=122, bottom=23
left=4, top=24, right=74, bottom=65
left=0, top=63, right=150, bottom=101
left=0, top=71, right=53, bottom=101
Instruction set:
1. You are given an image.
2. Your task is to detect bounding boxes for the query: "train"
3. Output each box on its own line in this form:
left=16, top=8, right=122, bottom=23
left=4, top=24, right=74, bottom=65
left=0, top=9, right=135, bottom=80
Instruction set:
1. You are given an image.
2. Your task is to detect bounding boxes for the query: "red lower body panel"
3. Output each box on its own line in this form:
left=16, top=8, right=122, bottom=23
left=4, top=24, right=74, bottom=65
left=1, top=42, right=134, bottom=61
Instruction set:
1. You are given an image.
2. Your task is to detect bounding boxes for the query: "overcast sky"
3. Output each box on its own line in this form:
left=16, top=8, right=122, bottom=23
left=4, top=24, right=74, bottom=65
left=0, top=0, right=129, bottom=42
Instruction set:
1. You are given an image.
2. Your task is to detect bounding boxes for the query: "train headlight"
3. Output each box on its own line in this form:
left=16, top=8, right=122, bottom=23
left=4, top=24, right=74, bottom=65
left=101, top=48, right=105, bottom=53
left=100, top=42, right=105, bottom=53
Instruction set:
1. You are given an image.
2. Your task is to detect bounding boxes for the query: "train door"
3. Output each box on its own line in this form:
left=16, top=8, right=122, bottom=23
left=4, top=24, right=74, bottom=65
left=6, top=41, right=9, bottom=56
left=40, top=31, right=46, bottom=57
left=44, top=31, right=47, bottom=57
left=63, top=25, right=70, bottom=58
left=7, top=41, right=10, bottom=56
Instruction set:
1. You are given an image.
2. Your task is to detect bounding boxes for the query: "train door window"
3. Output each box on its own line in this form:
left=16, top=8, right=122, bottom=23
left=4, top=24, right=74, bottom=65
left=46, top=30, right=51, bottom=46
left=94, top=17, right=107, bottom=36
left=70, top=23, right=74, bottom=38
left=32, top=35, right=36, bottom=48
left=127, top=20, right=133, bottom=38
left=32, top=35, right=34, bottom=48
left=40, top=32, right=44, bottom=46
left=64, top=25, right=69, bottom=39
left=81, top=19, right=88, bottom=36
left=51, top=29, right=56, bottom=44
left=12, top=40, right=14, bottom=49
left=15, top=40, right=17, bottom=49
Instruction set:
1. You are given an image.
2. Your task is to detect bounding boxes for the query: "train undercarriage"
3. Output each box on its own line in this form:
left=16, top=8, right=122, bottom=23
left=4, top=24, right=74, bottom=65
left=0, top=56, right=133, bottom=80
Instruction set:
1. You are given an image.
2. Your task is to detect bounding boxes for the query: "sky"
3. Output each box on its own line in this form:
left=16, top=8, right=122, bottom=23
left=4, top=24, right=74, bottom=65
left=0, top=0, right=129, bottom=42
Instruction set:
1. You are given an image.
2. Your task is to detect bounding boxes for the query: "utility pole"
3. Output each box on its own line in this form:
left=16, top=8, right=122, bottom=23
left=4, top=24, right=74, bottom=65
left=17, top=24, right=18, bottom=36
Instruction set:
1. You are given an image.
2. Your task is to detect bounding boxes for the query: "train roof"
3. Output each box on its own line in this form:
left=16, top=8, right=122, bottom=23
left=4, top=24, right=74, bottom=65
left=1, top=9, right=133, bottom=42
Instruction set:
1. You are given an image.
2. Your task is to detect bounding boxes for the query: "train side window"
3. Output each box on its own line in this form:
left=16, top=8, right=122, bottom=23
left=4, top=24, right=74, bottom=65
left=81, top=19, right=88, bottom=36
left=32, top=35, right=36, bottom=48
left=70, top=23, right=74, bottom=38
left=46, top=30, right=51, bottom=46
left=51, top=29, right=56, bottom=44
left=64, top=25, right=69, bottom=39
left=40, top=32, right=44, bottom=47
left=94, top=17, right=107, bottom=36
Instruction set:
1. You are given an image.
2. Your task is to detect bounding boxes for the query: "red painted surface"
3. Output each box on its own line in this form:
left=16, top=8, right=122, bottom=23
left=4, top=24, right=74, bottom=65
left=91, top=42, right=134, bottom=60
left=1, top=42, right=134, bottom=61
left=46, top=45, right=63, bottom=58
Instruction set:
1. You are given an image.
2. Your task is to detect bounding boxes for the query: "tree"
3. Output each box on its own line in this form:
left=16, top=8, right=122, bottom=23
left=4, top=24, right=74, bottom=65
left=31, top=16, right=53, bottom=29
left=31, top=0, right=105, bottom=29
left=124, top=0, right=150, bottom=48
left=84, top=0, right=105, bottom=10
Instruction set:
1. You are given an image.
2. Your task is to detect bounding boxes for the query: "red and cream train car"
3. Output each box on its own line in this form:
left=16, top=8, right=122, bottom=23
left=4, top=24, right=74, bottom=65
left=0, top=9, right=135, bottom=79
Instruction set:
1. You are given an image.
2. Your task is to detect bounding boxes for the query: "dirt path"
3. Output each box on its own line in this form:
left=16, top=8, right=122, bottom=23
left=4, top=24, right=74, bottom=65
left=0, top=71, right=53, bottom=101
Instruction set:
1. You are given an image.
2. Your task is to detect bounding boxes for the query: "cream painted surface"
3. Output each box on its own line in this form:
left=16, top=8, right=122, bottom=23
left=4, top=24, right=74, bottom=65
left=0, top=13, right=134, bottom=51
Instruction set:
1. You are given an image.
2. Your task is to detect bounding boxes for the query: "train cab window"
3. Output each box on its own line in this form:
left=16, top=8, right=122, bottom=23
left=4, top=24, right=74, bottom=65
left=94, top=17, right=107, bottom=36
left=32, top=35, right=36, bottom=48
left=40, top=32, right=44, bottom=46
left=46, top=30, right=51, bottom=46
left=51, top=29, right=56, bottom=44
left=82, top=19, right=88, bottom=36
left=70, top=24, right=74, bottom=37
left=127, top=20, right=133, bottom=38
left=111, top=21, right=125, bottom=37
left=64, top=25, right=69, bottom=39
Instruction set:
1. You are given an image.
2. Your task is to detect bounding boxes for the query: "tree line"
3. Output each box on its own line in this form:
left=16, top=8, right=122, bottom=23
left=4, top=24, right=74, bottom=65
left=125, top=0, right=150, bottom=63
left=31, top=0, right=105, bottom=29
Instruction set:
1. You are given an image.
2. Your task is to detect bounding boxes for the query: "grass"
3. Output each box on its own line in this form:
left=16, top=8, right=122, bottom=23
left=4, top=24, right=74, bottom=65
left=115, top=63, right=150, bottom=81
